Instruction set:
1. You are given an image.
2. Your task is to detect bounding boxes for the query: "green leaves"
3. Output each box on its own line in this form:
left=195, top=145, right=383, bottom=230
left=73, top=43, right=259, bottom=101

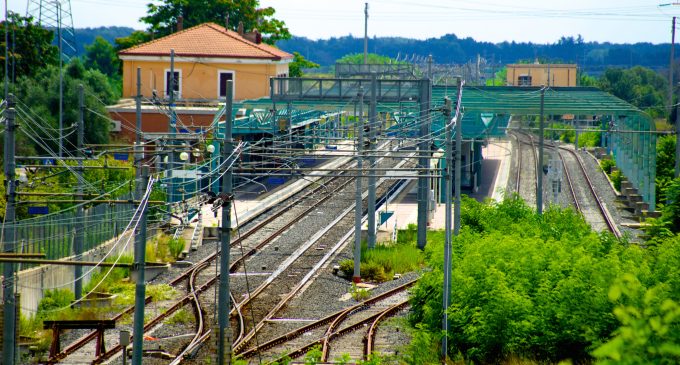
left=407, top=197, right=680, bottom=363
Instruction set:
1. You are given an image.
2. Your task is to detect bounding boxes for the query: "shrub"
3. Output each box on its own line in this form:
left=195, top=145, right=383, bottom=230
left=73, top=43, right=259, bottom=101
left=350, top=283, right=371, bottom=301
left=361, top=262, right=388, bottom=283
left=600, top=158, right=616, bottom=174
left=409, top=196, right=640, bottom=363
left=339, top=259, right=354, bottom=280
left=168, top=237, right=186, bottom=259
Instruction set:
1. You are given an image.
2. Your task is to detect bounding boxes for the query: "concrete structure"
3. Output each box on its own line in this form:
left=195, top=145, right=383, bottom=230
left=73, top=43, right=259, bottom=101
left=506, top=63, right=577, bottom=87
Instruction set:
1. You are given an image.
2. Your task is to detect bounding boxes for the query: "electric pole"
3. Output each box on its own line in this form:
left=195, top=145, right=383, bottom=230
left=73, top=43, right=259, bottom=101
left=2, top=94, right=17, bottom=365
left=74, top=84, right=84, bottom=300
left=217, top=80, right=234, bottom=365
left=353, top=87, right=365, bottom=283
left=57, top=1, right=63, bottom=158
left=168, top=49, right=176, bottom=205
left=367, top=75, right=377, bottom=249
left=131, top=165, right=149, bottom=365
left=675, top=82, right=680, bottom=178
left=364, top=2, right=368, bottom=64
left=670, top=17, right=676, bottom=112
left=441, top=96, right=453, bottom=361
left=537, top=87, right=546, bottom=215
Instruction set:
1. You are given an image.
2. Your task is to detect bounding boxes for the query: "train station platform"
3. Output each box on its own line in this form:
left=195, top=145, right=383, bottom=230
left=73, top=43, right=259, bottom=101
left=375, top=139, right=511, bottom=240
left=192, top=138, right=511, bottom=244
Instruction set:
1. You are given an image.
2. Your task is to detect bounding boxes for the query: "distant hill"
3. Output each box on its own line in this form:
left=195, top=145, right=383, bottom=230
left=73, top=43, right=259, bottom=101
left=69, top=28, right=671, bottom=77
left=277, top=34, right=671, bottom=76
left=72, top=26, right=136, bottom=56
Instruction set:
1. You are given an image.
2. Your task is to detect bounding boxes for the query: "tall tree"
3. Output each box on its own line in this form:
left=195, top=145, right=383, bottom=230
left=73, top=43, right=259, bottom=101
left=140, top=0, right=290, bottom=44
left=289, top=52, right=319, bottom=77
left=84, top=36, right=120, bottom=78
left=0, top=12, right=58, bottom=81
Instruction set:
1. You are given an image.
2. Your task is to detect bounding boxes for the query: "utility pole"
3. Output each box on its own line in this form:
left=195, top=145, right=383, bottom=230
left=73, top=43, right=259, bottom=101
left=353, top=87, right=365, bottom=283
left=57, top=1, right=63, bottom=158
left=2, top=94, right=16, bottom=365
left=168, top=49, right=176, bottom=205
left=454, top=79, right=463, bottom=236
left=670, top=17, right=676, bottom=112
left=217, top=80, right=234, bottom=365
left=417, top=78, right=431, bottom=249
left=367, top=75, right=377, bottom=249
left=675, top=82, right=680, bottom=178
left=131, top=165, right=149, bottom=365
left=4, top=0, right=8, bottom=100
left=537, top=87, right=546, bottom=215
left=441, top=96, right=453, bottom=361
left=74, top=84, right=84, bottom=300
left=363, top=2, right=368, bottom=64
left=135, top=67, right=143, bottom=175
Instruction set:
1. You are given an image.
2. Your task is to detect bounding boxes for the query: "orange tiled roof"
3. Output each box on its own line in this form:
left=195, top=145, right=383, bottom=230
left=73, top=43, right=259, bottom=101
left=119, top=22, right=292, bottom=61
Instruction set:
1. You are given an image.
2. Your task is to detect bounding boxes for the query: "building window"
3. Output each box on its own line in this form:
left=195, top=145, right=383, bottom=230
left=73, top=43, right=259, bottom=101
left=165, top=70, right=181, bottom=98
left=218, top=71, right=235, bottom=98
left=518, top=75, right=532, bottom=86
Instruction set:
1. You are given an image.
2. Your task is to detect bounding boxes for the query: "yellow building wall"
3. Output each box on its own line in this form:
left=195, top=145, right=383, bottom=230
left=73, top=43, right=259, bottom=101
left=121, top=60, right=289, bottom=101
left=506, top=65, right=577, bottom=87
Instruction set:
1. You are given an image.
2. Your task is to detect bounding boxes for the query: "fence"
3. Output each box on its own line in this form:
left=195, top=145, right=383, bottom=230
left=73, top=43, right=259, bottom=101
left=12, top=195, right=137, bottom=268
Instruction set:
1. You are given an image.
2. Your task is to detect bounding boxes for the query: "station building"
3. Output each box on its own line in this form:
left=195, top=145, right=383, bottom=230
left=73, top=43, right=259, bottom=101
left=506, top=62, right=577, bottom=87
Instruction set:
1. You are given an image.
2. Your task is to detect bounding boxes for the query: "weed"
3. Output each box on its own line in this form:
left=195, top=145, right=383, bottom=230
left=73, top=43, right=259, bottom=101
left=168, top=237, right=186, bottom=259
left=304, top=345, right=323, bottom=364
left=166, top=308, right=192, bottom=325
left=350, top=283, right=371, bottom=301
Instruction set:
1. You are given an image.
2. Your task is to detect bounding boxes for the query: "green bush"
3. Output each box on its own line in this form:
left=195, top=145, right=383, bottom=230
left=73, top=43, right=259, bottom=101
left=361, top=262, right=389, bottom=283
left=409, top=197, right=639, bottom=363
left=339, top=259, right=354, bottom=280
left=168, top=237, right=186, bottom=259
left=600, top=158, right=616, bottom=174
left=37, top=289, right=74, bottom=318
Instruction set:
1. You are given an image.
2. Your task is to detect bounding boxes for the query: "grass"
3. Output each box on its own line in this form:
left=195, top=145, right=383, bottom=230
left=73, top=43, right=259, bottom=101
left=338, top=228, right=424, bottom=283
left=166, top=308, right=192, bottom=325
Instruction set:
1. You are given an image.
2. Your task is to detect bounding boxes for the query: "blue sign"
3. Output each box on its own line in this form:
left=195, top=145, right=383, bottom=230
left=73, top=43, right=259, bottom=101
left=325, top=145, right=338, bottom=150
left=268, top=177, right=286, bottom=185
left=113, top=153, right=129, bottom=161
left=28, top=206, right=49, bottom=215
left=379, top=211, right=394, bottom=226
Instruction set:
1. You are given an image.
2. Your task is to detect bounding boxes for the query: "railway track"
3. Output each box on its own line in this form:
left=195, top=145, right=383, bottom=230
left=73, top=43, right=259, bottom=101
left=510, top=131, right=538, bottom=206
left=555, top=145, right=621, bottom=237
left=236, top=279, right=416, bottom=364
left=230, top=153, right=415, bottom=355
left=50, top=163, right=354, bottom=364
left=511, top=130, right=621, bottom=238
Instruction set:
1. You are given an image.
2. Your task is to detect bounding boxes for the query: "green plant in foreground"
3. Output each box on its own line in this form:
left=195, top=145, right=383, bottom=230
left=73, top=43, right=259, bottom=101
left=350, top=283, right=371, bottom=301
left=168, top=237, right=186, bottom=259
left=166, top=308, right=192, bottom=325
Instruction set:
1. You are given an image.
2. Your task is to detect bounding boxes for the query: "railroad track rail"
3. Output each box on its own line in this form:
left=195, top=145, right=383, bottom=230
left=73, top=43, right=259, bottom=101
left=231, top=155, right=415, bottom=355
left=509, top=131, right=538, bottom=205
left=50, top=166, right=354, bottom=364
left=555, top=144, right=622, bottom=238
left=511, top=130, right=621, bottom=238
left=236, top=279, right=416, bottom=363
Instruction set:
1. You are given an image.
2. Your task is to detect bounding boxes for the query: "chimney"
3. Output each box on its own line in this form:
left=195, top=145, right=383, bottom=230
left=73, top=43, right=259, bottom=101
left=225, top=14, right=229, bottom=30
left=255, top=29, right=262, bottom=44
left=177, top=15, right=183, bottom=31
left=237, top=21, right=244, bottom=36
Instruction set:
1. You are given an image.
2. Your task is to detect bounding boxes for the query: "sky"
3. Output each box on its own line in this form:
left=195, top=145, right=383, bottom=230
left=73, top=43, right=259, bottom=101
left=4, top=0, right=680, bottom=44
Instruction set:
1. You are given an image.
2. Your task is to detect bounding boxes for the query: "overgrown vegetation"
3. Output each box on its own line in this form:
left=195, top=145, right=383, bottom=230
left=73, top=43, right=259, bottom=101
left=406, top=195, right=680, bottom=364
left=146, top=233, right=186, bottom=263
left=338, top=235, right=424, bottom=283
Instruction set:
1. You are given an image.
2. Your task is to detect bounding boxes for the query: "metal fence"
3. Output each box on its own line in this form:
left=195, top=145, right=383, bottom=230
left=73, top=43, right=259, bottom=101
left=13, top=196, right=137, bottom=265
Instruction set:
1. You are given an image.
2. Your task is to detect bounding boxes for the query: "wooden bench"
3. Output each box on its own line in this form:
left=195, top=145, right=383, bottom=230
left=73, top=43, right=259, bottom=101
left=43, top=320, right=116, bottom=359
